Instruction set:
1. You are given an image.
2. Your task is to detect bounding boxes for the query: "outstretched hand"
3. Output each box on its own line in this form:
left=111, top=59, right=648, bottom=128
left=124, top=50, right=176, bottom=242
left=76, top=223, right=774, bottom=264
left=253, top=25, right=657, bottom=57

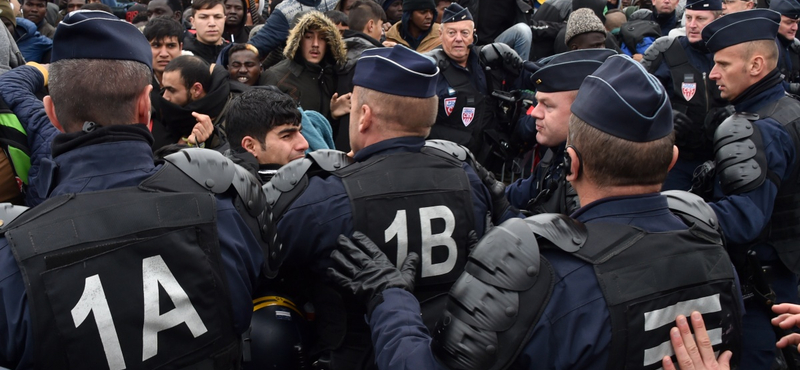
left=773, top=303, right=800, bottom=352
left=662, top=311, right=731, bottom=370
left=327, top=232, right=419, bottom=314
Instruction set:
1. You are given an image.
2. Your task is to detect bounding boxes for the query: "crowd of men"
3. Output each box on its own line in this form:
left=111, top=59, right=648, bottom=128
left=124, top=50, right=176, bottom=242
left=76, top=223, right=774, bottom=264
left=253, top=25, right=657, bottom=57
left=1, top=0, right=800, bottom=368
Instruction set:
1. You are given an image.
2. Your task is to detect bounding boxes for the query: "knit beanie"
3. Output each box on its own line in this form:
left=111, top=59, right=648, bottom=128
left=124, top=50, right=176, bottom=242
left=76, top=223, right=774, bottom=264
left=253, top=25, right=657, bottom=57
left=0, top=0, right=15, bottom=28
left=403, top=0, right=435, bottom=11
left=382, top=0, right=401, bottom=11
left=565, top=8, right=606, bottom=45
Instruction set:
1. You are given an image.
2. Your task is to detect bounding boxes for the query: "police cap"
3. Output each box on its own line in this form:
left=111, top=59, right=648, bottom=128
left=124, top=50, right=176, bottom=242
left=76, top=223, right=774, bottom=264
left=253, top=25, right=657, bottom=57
left=702, top=9, right=781, bottom=52
left=571, top=54, right=673, bottom=142
left=528, top=49, right=616, bottom=92
left=353, top=45, right=439, bottom=98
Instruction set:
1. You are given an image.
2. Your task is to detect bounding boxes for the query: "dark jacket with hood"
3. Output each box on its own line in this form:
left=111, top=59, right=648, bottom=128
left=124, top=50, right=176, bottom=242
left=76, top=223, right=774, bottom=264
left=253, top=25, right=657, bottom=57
left=151, top=64, right=247, bottom=150
left=260, top=10, right=346, bottom=121
left=13, top=18, right=51, bottom=63
left=335, top=29, right=383, bottom=150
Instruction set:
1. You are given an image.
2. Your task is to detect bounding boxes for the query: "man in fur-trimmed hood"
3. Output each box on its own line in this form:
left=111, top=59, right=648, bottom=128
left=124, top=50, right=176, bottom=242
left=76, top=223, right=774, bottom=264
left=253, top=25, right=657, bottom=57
left=261, top=10, right=349, bottom=123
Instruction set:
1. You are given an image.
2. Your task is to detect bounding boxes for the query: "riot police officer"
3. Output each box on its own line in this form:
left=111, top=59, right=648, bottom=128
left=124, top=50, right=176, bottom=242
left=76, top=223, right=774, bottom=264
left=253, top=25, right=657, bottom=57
left=425, top=4, right=524, bottom=167
left=0, top=11, right=270, bottom=369
left=263, top=45, right=515, bottom=369
left=643, top=0, right=731, bottom=191
left=504, top=48, right=615, bottom=215
left=770, top=0, right=800, bottom=93
left=699, top=9, right=800, bottom=369
left=328, top=54, right=743, bottom=370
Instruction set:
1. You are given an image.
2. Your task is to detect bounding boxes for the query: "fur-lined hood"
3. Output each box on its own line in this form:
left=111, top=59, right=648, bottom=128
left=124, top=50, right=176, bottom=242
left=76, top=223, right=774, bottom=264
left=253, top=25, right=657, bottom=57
left=284, top=11, right=347, bottom=67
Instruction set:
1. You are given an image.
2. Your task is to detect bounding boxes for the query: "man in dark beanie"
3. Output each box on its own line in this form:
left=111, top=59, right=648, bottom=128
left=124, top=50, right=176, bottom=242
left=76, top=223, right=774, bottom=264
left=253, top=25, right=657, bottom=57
left=327, top=53, right=743, bottom=370
left=697, top=8, right=800, bottom=370
left=0, top=10, right=271, bottom=369
left=770, top=0, right=800, bottom=91
left=382, top=0, right=403, bottom=24
left=263, top=44, right=512, bottom=370
left=385, top=0, right=441, bottom=52
left=643, top=0, right=728, bottom=191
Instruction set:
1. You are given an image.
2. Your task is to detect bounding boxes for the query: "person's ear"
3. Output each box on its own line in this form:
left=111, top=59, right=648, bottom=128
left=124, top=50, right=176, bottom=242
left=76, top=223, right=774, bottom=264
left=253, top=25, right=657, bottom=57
left=668, top=145, right=679, bottom=171
left=565, top=145, right=581, bottom=182
left=358, top=103, right=372, bottom=133
left=191, top=82, right=203, bottom=99
left=136, top=84, right=153, bottom=124
left=43, top=95, right=65, bottom=132
left=241, top=136, right=260, bottom=156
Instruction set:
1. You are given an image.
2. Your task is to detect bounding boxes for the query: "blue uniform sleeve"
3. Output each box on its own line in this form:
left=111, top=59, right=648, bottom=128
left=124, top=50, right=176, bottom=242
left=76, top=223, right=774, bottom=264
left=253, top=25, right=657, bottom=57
left=247, top=9, right=290, bottom=58
left=0, top=66, right=60, bottom=207
left=505, top=172, right=537, bottom=210
left=369, top=288, right=447, bottom=370
left=213, top=194, right=266, bottom=334
left=709, top=119, right=795, bottom=245
left=0, top=239, right=33, bottom=369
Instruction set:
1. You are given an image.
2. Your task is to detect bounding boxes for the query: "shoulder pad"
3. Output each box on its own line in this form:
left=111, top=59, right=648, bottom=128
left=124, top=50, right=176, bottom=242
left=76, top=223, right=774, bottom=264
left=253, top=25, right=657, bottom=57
left=232, top=164, right=267, bottom=217
left=432, top=217, right=556, bottom=370
left=424, top=48, right=449, bottom=70
left=641, top=36, right=675, bottom=71
left=424, top=139, right=470, bottom=161
left=713, top=113, right=769, bottom=195
left=307, top=149, right=352, bottom=172
left=792, top=38, right=800, bottom=54
left=265, top=157, right=314, bottom=195
left=629, top=8, right=652, bottom=20
left=163, top=148, right=236, bottom=193
left=523, top=213, right=587, bottom=252
left=662, top=190, right=719, bottom=230
left=0, top=203, right=28, bottom=231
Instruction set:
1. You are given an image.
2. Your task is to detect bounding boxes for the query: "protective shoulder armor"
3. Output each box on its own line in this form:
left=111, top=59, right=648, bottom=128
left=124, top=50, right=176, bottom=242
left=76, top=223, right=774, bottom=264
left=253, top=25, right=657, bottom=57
left=662, top=190, right=719, bottom=230
left=424, top=139, right=470, bottom=162
left=425, top=48, right=450, bottom=70
left=0, top=203, right=29, bottom=232
left=162, top=148, right=236, bottom=193
left=713, top=113, right=769, bottom=195
left=432, top=215, right=584, bottom=370
left=264, top=150, right=352, bottom=219
left=641, top=36, right=674, bottom=71
left=792, top=38, right=800, bottom=54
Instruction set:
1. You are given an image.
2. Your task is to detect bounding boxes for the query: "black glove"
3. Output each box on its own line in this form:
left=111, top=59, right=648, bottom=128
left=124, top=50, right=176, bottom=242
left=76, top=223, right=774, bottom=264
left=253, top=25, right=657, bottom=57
left=327, top=232, right=419, bottom=316
left=673, top=111, right=705, bottom=149
left=703, top=105, right=735, bottom=140
left=480, top=42, right=523, bottom=76
left=472, top=159, right=518, bottom=224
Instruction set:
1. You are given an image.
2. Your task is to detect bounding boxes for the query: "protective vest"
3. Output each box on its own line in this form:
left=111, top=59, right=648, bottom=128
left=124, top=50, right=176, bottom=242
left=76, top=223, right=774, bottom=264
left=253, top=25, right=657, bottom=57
left=432, top=192, right=741, bottom=370
left=428, top=48, right=496, bottom=160
left=756, top=96, right=800, bottom=274
left=779, top=38, right=800, bottom=84
left=525, top=147, right=579, bottom=215
left=663, top=39, right=727, bottom=159
left=264, top=141, right=479, bottom=368
left=5, top=149, right=271, bottom=370
left=0, top=98, right=31, bottom=198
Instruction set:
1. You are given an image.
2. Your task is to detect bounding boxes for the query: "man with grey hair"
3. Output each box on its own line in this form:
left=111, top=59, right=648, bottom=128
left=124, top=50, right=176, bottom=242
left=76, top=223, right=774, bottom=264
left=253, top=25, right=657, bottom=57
left=0, top=10, right=270, bottom=369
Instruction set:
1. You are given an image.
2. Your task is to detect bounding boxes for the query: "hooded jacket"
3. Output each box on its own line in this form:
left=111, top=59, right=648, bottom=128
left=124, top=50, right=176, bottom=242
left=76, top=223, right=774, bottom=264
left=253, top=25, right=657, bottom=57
left=385, top=12, right=441, bottom=53
left=151, top=63, right=236, bottom=150
left=260, top=10, right=346, bottom=121
left=13, top=18, right=51, bottom=63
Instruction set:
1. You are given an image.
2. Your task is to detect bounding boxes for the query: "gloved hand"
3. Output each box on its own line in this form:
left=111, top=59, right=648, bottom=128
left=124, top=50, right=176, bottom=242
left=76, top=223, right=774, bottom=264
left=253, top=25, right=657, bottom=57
left=472, top=159, right=518, bottom=224
left=480, top=42, right=523, bottom=76
left=703, top=105, right=735, bottom=140
left=673, top=111, right=705, bottom=149
left=327, top=232, right=419, bottom=316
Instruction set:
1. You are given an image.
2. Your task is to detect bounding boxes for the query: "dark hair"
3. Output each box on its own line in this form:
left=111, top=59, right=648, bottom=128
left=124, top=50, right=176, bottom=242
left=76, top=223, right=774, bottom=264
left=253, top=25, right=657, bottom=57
left=192, top=0, right=224, bottom=11
left=568, top=114, right=675, bottom=187
left=324, top=10, right=348, bottom=26
left=348, top=0, right=385, bottom=31
left=167, top=0, right=182, bottom=12
left=49, top=59, right=151, bottom=132
left=225, top=87, right=302, bottom=149
left=227, top=43, right=255, bottom=59
left=143, top=16, right=185, bottom=42
left=80, top=2, right=112, bottom=12
left=164, top=55, right=212, bottom=91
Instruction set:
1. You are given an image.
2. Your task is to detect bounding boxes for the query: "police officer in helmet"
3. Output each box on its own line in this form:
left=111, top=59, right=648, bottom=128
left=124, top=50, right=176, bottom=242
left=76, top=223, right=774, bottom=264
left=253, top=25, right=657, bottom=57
left=0, top=11, right=269, bottom=369
left=328, top=54, right=743, bottom=370
left=699, top=9, right=800, bottom=369
left=263, top=44, right=517, bottom=369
